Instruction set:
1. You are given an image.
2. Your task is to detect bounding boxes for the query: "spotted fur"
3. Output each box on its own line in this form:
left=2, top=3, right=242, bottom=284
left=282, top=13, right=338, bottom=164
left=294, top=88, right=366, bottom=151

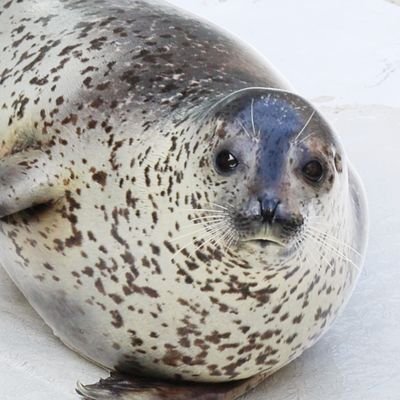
left=0, top=0, right=368, bottom=399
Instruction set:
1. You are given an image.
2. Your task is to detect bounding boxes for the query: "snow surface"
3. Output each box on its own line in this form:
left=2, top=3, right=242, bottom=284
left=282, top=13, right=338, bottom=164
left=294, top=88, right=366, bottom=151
left=1, top=0, right=399, bottom=399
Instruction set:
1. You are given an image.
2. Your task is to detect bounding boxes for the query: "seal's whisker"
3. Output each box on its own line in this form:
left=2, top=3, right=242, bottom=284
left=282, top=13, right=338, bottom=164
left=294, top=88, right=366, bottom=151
left=222, top=233, right=233, bottom=254
left=301, top=232, right=326, bottom=271
left=180, top=218, right=226, bottom=229
left=170, top=238, right=199, bottom=261
left=181, top=208, right=227, bottom=214
left=171, top=223, right=227, bottom=260
left=225, top=229, right=239, bottom=255
left=307, top=217, right=340, bottom=226
left=225, top=229, right=237, bottom=253
left=224, top=227, right=237, bottom=248
left=204, top=202, right=232, bottom=211
left=292, top=236, right=308, bottom=265
left=307, top=225, right=361, bottom=257
left=297, top=131, right=317, bottom=145
left=307, top=223, right=359, bottom=254
left=182, top=216, right=226, bottom=225
left=171, top=221, right=225, bottom=242
left=181, top=219, right=227, bottom=237
left=293, top=110, right=316, bottom=144
left=209, top=231, right=228, bottom=255
left=305, top=232, right=336, bottom=273
left=185, top=213, right=229, bottom=223
left=238, top=120, right=252, bottom=139
left=213, top=226, right=234, bottom=254
left=224, top=229, right=237, bottom=252
left=187, top=214, right=227, bottom=219
left=193, top=224, right=228, bottom=247
left=250, top=98, right=257, bottom=138
left=319, top=250, right=337, bottom=274
left=304, top=230, right=360, bottom=272
left=188, top=224, right=228, bottom=258
left=205, top=201, right=236, bottom=212
left=317, top=247, right=335, bottom=273
left=306, top=217, right=344, bottom=235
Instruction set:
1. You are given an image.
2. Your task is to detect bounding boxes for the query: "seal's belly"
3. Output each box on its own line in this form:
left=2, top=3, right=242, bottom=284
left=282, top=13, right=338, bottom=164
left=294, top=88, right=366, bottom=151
left=0, top=204, right=358, bottom=382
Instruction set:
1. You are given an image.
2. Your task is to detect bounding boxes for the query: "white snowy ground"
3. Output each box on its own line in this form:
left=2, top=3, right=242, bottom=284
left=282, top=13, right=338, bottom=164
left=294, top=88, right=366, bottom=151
left=1, top=0, right=399, bottom=399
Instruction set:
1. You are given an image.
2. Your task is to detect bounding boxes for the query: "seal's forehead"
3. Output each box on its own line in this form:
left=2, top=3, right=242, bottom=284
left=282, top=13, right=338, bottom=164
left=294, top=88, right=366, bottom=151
left=236, top=94, right=307, bottom=139
left=211, top=90, right=317, bottom=142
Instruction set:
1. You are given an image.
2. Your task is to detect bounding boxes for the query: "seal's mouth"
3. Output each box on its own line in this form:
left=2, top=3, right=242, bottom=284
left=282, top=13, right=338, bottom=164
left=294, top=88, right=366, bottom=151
left=243, top=237, right=285, bottom=247
left=255, top=239, right=282, bottom=246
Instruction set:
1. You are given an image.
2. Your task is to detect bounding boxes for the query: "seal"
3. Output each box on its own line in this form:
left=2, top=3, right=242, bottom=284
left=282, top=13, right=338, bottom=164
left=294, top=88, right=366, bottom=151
left=0, top=0, right=368, bottom=399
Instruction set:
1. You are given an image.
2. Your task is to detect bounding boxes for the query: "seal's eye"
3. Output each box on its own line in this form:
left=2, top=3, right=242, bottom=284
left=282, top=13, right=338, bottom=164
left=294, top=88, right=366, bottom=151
left=302, top=160, right=324, bottom=183
left=215, top=150, right=239, bottom=173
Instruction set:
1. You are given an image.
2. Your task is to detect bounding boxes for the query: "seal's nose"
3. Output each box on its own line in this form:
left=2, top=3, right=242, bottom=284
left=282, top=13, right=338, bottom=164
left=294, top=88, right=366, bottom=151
left=258, top=197, right=281, bottom=224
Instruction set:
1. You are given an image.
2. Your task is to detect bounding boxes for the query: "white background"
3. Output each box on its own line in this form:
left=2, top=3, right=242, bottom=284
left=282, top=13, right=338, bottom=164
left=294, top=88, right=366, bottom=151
left=1, top=0, right=399, bottom=399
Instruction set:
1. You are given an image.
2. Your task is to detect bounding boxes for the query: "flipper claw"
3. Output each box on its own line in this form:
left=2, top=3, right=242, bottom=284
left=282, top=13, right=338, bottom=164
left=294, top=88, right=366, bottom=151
left=76, top=371, right=267, bottom=400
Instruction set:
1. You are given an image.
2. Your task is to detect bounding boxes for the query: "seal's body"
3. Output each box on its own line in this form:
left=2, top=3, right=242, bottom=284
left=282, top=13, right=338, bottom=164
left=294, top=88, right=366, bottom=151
left=0, top=0, right=367, bottom=399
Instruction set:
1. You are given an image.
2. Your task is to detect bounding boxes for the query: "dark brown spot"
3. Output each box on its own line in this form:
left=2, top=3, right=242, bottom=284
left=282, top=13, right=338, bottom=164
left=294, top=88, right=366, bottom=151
left=92, top=171, right=107, bottom=186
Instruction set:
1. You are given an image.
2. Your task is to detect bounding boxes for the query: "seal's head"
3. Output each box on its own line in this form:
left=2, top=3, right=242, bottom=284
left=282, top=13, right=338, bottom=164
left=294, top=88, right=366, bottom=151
left=191, top=88, right=345, bottom=257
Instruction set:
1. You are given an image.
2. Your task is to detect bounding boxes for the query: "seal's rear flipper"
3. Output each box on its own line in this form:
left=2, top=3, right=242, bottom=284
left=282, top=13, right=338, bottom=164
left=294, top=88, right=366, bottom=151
left=0, top=150, right=63, bottom=218
left=76, top=371, right=267, bottom=400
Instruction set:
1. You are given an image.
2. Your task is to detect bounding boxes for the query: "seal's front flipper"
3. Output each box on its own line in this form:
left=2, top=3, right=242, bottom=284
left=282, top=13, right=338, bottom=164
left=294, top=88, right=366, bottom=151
left=76, top=372, right=267, bottom=400
left=0, top=150, right=64, bottom=218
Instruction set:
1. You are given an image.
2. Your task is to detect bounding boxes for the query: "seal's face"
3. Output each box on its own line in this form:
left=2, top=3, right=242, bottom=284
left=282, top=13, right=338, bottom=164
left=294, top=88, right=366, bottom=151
left=196, top=89, right=344, bottom=255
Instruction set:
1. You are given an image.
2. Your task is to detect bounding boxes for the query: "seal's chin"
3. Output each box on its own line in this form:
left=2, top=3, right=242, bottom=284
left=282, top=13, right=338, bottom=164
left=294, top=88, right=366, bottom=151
left=241, top=236, right=297, bottom=255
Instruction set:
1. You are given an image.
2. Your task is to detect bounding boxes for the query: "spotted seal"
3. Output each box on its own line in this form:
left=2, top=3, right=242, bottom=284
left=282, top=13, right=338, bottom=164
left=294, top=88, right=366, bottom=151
left=0, top=0, right=368, bottom=399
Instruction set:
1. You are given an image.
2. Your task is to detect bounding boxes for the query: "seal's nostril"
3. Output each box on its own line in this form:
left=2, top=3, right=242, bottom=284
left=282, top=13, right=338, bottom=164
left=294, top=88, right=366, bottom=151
left=258, top=198, right=280, bottom=223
